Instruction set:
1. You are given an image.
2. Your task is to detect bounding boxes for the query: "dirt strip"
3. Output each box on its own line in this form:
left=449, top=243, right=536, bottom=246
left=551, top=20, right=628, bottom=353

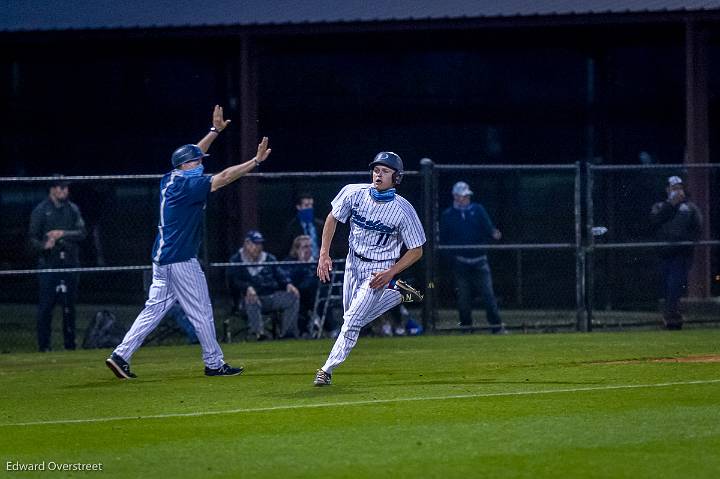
left=599, top=355, right=720, bottom=364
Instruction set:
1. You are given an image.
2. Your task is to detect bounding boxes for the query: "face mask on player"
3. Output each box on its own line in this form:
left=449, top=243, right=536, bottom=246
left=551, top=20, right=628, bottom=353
left=370, top=187, right=396, bottom=202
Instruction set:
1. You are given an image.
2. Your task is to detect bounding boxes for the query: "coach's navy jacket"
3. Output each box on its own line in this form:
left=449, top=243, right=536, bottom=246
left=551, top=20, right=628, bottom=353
left=439, top=202, right=496, bottom=259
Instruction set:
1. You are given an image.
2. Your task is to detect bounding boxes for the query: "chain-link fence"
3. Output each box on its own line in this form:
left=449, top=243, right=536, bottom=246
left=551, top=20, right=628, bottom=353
left=0, top=172, right=424, bottom=352
left=1, top=164, right=718, bottom=352
left=427, top=163, right=582, bottom=333
left=586, top=163, right=720, bottom=327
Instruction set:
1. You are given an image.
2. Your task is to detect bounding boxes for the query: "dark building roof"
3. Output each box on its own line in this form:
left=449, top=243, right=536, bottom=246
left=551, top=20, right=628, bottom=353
left=3, top=0, right=720, bottom=32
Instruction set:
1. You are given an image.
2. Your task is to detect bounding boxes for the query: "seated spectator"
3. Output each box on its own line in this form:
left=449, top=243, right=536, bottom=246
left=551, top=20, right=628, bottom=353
left=284, top=235, right=319, bottom=337
left=227, top=230, right=300, bottom=340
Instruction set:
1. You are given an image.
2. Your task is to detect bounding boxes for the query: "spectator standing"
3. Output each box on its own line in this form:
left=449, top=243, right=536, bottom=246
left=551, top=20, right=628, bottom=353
left=649, top=175, right=703, bottom=330
left=283, top=193, right=325, bottom=259
left=29, top=175, right=87, bottom=352
left=440, top=181, right=505, bottom=334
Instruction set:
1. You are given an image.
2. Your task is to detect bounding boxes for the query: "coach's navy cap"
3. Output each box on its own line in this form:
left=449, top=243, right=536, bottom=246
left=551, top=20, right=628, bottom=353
left=245, top=230, right=265, bottom=243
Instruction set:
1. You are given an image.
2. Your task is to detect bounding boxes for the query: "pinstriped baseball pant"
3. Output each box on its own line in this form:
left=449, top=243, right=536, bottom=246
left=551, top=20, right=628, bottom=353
left=321, top=255, right=402, bottom=374
left=113, top=258, right=224, bottom=369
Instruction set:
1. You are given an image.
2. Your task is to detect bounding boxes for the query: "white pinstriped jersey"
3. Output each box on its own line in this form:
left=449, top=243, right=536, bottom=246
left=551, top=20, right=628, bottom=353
left=331, top=183, right=426, bottom=260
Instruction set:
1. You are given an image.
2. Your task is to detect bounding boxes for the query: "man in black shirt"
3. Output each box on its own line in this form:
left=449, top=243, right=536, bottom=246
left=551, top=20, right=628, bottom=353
left=29, top=176, right=87, bottom=351
left=649, top=175, right=703, bottom=330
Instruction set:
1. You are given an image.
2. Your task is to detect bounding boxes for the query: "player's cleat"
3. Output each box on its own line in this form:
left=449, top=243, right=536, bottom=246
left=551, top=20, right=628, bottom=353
left=205, top=363, right=244, bottom=377
left=313, top=368, right=332, bottom=386
left=105, top=353, right=137, bottom=379
left=391, top=279, right=424, bottom=303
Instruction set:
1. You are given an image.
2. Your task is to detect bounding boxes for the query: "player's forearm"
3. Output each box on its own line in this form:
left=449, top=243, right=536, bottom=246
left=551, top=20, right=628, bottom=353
left=210, top=158, right=257, bottom=192
left=390, top=246, right=423, bottom=275
left=319, top=213, right=338, bottom=256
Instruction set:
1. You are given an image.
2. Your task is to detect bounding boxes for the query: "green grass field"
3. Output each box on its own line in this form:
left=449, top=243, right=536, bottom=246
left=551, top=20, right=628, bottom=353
left=1, top=330, right=719, bottom=478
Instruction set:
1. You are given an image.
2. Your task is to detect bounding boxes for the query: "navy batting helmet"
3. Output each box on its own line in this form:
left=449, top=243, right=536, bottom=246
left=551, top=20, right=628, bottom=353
left=369, top=151, right=404, bottom=185
left=171, top=144, right=209, bottom=168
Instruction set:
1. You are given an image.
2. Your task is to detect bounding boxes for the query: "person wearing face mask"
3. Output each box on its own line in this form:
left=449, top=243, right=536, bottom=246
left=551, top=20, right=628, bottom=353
left=312, top=152, right=425, bottom=386
left=649, top=175, right=703, bottom=330
left=106, top=105, right=272, bottom=379
left=440, top=181, right=505, bottom=334
left=29, top=175, right=87, bottom=352
left=283, top=193, right=325, bottom=260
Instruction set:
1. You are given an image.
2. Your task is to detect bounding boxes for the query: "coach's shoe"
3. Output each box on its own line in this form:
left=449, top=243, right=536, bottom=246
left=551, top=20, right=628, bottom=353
left=205, top=363, right=244, bottom=377
left=105, top=353, right=137, bottom=379
left=391, top=279, right=424, bottom=303
left=313, top=368, right=332, bottom=386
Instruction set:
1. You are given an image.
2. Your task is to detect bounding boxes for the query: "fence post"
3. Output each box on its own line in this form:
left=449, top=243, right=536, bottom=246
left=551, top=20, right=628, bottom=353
left=584, top=162, right=595, bottom=331
left=575, top=162, right=588, bottom=332
left=420, top=158, right=436, bottom=332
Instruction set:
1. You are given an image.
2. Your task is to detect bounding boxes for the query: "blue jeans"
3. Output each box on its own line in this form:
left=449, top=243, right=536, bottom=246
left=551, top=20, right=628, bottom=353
left=452, top=257, right=501, bottom=331
left=660, top=255, right=692, bottom=316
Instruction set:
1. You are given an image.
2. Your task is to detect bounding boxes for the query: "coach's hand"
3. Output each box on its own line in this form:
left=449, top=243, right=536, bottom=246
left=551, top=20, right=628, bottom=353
left=369, top=269, right=394, bottom=289
left=255, top=137, right=272, bottom=164
left=317, top=254, right=332, bottom=283
left=212, top=105, right=231, bottom=132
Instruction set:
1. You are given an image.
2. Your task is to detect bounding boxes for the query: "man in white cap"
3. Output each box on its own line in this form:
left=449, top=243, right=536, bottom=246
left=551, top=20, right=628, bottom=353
left=649, top=175, right=703, bottom=330
left=440, top=181, right=505, bottom=334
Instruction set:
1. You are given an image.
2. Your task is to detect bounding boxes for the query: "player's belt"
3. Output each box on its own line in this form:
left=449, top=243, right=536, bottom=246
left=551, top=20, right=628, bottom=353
left=354, top=251, right=383, bottom=262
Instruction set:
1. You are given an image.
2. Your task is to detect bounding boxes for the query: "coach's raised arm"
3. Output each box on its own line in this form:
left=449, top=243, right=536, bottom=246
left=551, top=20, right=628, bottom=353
left=203, top=107, right=271, bottom=192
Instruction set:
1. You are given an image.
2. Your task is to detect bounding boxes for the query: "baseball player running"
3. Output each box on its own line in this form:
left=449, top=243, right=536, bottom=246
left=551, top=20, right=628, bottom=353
left=106, top=105, right=271, bottom=379
left=314, top=152, right=425, bottom=386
